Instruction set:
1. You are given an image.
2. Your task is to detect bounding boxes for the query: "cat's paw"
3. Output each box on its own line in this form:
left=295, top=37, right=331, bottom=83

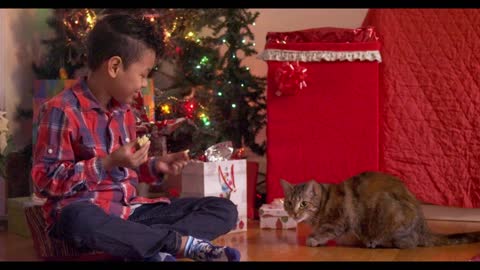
left=306, top=236, right=326, bottom=247
left=364, top=240, right=379, bottom=249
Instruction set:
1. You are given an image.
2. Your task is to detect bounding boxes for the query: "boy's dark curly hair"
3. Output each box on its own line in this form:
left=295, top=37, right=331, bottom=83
left=86, top=13, right=164, bottom=71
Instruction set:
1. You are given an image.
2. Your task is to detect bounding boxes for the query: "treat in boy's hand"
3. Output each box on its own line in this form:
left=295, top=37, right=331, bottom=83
left=136, top=135, right=150, bottom=149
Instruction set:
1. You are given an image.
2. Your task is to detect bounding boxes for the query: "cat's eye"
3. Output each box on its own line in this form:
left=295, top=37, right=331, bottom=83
left=284, top=202, right=291, bottom=208
left=299, top=201, right=307, bottom=208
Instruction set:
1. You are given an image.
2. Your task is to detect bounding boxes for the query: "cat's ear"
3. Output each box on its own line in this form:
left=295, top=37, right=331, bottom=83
left=280, top=179, right=293, bottom=195
left=306, top=180, right=319, bottom=197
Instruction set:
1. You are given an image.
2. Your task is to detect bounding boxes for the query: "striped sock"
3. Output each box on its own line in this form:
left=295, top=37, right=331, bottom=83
left=183, top=236, right=240, bottom=262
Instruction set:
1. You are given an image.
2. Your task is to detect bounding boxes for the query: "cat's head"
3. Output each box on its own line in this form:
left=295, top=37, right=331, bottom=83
left=280, top=179, right=321, bottom=223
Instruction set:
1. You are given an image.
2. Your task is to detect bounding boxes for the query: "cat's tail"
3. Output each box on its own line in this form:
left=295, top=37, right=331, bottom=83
left=429, top=232, right=480, bottom=246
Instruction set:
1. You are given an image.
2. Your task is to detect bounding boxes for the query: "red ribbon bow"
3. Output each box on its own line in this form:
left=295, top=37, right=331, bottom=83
left=274, top=61, right=308, bottom=96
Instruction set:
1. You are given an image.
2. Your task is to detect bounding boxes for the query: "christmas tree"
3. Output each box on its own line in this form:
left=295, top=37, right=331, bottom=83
left=33, top=8, right=266, bottom=157
left=32, top=9, right=98, bottom=79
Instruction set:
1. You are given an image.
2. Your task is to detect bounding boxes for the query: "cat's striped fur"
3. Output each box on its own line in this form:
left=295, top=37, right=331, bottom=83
left=280, top=171, right=480, bottom=249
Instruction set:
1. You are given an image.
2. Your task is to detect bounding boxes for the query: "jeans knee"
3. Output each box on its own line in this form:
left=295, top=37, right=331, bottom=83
left=57, top=201, right=103, bottom=236
left=217, top=198, right=238, bottom=230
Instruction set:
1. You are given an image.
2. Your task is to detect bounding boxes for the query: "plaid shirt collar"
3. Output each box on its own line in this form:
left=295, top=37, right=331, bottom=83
left=72, top=77, right=130, bottom=113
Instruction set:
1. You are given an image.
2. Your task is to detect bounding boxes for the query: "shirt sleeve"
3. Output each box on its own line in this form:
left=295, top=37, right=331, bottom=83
left=31, top=105, right=107, bottom=198
left=138, top=156, right=164, bottom=185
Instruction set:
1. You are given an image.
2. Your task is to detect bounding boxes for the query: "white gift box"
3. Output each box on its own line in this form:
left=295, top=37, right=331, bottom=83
left=181, top=159, right=247, bottom=233
left=259, top=199, right=297, bottom=230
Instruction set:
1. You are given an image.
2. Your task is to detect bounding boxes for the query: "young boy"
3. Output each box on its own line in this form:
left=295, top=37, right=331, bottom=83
left=31, top=14, right=240, bottom=262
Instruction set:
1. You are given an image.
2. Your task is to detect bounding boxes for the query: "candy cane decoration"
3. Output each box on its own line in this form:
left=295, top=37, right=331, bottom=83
left=218, top=164, right=237, bottom=193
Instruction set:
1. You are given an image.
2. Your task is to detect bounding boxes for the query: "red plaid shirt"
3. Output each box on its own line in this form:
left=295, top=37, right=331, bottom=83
left=32, top=79, right=170, bottom=231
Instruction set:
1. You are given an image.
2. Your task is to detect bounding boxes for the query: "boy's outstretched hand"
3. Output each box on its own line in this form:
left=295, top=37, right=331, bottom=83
left=102, top=140, right=151, bottom=171
left=155, top=150, right=190, bottom=175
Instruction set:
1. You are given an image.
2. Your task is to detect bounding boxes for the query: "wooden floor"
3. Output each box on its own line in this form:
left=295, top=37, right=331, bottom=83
left=1, top=219, right=480, bottom=261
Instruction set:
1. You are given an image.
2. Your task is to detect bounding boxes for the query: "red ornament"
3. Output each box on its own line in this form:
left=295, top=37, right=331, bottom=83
left=239, top=220, right=245, bottom=229
left=274, top=61, right=308, bottom=96
left=183, top=100, right=196, bottom=119
left=231, top=147, right=246, bottom=159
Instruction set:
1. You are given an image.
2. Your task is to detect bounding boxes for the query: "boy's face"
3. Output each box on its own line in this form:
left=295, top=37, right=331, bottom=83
left=108, top=48, right=156, bottom=105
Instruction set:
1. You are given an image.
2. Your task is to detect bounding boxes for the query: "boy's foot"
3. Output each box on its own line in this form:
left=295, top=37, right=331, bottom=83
left=184, top=236, right=240, bottom=262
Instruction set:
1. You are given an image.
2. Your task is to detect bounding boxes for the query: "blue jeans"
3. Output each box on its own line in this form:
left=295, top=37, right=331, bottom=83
left=50, top=197, right=238, bottom=260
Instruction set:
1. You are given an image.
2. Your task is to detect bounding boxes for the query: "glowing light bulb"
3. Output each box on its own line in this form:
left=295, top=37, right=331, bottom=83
left=200, top=56, right=209, bottom=65
left=161, top=104, right=171, bottom=114
left=185, top=32, right=195, bottom=39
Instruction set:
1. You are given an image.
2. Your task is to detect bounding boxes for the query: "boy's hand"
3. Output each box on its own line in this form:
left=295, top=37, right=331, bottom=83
left=102, top=140, right=150, bottom=171
left=155, top=150, right=190, bottom=175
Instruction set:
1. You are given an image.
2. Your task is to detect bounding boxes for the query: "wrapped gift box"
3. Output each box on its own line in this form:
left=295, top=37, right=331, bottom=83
left=181, top=159, right=247, bottom=233
left=260, top=27, right=381, bottom=202
left=259, top=199, right=297, bottom=229
left=7, top=196, right=45, bottom=238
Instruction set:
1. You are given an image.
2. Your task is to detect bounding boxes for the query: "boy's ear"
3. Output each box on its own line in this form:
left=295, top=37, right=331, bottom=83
left=107, top=56, right=122, bottom=78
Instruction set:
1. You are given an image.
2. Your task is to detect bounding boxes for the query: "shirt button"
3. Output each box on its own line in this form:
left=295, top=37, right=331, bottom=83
left=125, top=138, right=130, bottom=143
left=47, top=148, right=53, bottom=154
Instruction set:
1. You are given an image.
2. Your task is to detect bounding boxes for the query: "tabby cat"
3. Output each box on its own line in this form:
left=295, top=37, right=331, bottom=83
left=280, top=171, right=480, bottom=249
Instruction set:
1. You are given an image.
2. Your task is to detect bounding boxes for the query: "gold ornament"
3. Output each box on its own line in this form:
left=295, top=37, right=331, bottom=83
left=63, top=9, right=97, bottom=40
